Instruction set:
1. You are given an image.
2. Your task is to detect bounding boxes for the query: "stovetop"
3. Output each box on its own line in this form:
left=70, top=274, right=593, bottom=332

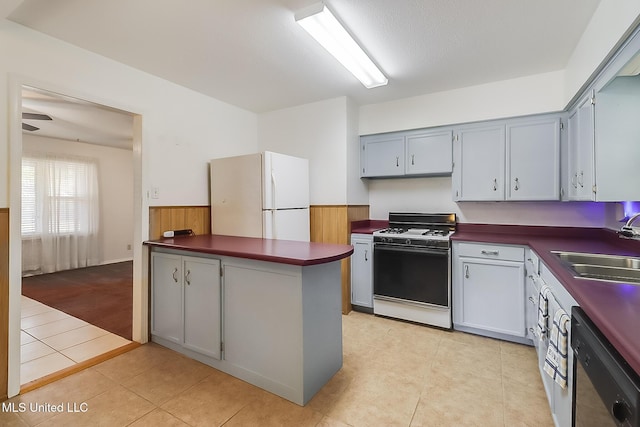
left=372, top=212, right=457, bottom=247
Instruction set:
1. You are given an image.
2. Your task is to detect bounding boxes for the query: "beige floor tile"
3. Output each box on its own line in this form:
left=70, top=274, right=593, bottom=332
left=24, top=316, right=87, bottom=340
left=128, top=408, right=190, bottom=427
left=59, top=333, right=130, bottom=363
left=122, top=354, right=214, bottom=405
left=92, top=342, right=188, bottom=384
left=501, top=344, right=542, bottom=388
left=307, top=367, right=353, bottom=414
left=9, top=312, right=557, bottom=427
left=431, top=337, right=502, bottom=381
left=42, top=324, right=110, bottom=351
left=0, top=410, right=29, bottom=427
left=503, top=377, right=555, bottom=427
left=14, top=369, right=118, bottom=426
left=21, top=310, right=70, bottom=329
left=325, top=367, right=423, bottom=427
left=20, top=351, right=76, bottom=385
left=37, top=385, right=155, bottom=427
left=20, top=331, right=38, bottom=345
left=411, top=370, right=505, bottom=427
left=222, top=392, right=324, bottom=427
left=20, top=340, right=56, bottom=363
left=316, top=414, right=352, bottom=427
left=162, top=370, right=264, bottom=426
left=20, top=303, right=54, bottom=318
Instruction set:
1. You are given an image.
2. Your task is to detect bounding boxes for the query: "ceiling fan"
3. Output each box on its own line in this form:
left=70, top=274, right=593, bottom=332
left=22, top=112, right=52, bottom=131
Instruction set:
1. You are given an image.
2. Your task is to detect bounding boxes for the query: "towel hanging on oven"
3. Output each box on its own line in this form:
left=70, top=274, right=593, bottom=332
left=543, top=308, right=571, bottom=389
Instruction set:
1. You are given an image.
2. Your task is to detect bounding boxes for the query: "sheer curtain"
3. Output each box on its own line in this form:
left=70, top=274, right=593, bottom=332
left=22, top=153, right=100, bottom=275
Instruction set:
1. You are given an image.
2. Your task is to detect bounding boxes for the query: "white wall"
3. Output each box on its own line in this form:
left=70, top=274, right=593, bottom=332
left=564, top=0, right=640, bottom=105
left=0, top=19, right=258, bottom=210
left=359, top=71, right=565, bottom=136
left=23, top=135, right=134, bottom=264
left=0, top=19, right=258, bottom=397
left=258, top=97, right=349, bottom=205
left=358, top=0, right=640, bottom=228
left=367, top=177, right=616, bottom=228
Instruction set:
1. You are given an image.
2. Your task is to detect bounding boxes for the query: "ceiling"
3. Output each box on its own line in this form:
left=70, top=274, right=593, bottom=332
left=7, top=0, right=602, bottom=115
left=21, top=87, right=134, bottom=149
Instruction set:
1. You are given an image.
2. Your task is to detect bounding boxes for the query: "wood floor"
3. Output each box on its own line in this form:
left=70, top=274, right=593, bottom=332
left=21, top=262, right=133, bottom=340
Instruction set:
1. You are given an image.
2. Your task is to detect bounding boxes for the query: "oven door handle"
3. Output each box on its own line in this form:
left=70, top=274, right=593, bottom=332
left=374, top=244, right=448, bottom=256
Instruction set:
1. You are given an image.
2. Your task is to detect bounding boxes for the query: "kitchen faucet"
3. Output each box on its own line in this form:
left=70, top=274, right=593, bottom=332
left=619, top=212, right=640, bottom=239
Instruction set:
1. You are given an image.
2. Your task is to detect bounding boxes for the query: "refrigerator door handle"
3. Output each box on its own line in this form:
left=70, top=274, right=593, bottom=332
left=271, top=169, right=277, bottom=210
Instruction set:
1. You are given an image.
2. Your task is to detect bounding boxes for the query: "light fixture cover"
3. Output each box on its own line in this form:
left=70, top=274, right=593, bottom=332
left=295, top=3, right=388, bottom=89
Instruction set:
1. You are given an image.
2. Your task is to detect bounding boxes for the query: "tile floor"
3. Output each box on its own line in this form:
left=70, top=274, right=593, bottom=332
left=20, top=296, right=132, bottom=385
left=3, top=310, right=554, bottom=426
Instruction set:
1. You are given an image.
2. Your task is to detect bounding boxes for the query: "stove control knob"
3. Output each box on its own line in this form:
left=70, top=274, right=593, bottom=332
left=405, top=238, right=411, bottom=245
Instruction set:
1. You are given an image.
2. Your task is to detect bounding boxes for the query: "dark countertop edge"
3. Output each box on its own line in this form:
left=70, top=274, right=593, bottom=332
left=350, top=219, right=388, bottom=235
left=452, top=223, right=640, bottom=376
left=144, top=235, right=354, bottom=267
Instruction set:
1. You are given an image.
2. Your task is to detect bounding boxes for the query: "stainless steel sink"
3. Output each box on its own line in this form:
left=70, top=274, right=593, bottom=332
left=551, top=251, right=640, bottom=285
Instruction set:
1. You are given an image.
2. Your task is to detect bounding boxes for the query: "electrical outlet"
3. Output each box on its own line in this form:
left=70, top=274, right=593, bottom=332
left=151, top=187, right=159, bottom=199
left=127, top=244, right=132, bottom=250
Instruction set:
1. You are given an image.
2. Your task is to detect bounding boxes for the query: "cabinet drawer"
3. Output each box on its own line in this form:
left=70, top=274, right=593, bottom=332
left=456, top=242, right=524, bottom=262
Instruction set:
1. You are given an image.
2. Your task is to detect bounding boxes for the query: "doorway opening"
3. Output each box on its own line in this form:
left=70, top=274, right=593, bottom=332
left=18, top=86, right=136, bottom=386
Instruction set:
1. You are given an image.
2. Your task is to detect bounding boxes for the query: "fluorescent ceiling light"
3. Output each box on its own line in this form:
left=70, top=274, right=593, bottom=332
left=295, top=3, right=388, bottom=89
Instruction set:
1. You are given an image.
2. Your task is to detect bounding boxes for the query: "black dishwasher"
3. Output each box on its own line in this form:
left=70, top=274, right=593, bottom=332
left=571, top=307, right=640, bottom=427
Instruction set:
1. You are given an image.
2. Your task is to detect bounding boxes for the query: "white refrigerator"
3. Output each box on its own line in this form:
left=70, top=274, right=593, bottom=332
left=210, top=151, right=310, bottom=241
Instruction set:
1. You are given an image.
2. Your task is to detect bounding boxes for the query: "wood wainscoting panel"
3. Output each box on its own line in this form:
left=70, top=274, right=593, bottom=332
left=310, top=205, right=369, bottom=314
left=149, top=206, right=211, bottom=240
left=0, top=209, right=9, bottom=401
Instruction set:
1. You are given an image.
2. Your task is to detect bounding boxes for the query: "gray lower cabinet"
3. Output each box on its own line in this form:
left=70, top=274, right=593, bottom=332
left=452, top=242, right=527, bottom=343
left=537, top=261, right=578, bottom=427
left=150, top=248, right=343, bottom=406
left=151, top=252, right=221, bottom=360
left=524, top=248, right=541, bottom=345
left=350, top=234, right=373, bottom=310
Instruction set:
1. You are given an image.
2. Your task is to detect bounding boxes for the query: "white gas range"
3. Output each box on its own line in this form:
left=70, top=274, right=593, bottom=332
left=372, top=213, right=456, bottom=329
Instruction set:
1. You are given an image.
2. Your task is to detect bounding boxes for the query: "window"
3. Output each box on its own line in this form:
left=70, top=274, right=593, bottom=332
left=21, top=155, right=99, bottom=237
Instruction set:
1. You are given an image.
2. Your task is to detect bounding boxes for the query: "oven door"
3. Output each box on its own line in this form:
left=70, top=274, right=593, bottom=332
left=373, top=243, right=449, bottom=307
left=572, top=307, right=640, bottom=427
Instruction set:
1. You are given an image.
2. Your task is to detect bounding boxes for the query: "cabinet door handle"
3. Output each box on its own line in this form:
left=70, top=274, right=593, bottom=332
left=464, top=265, right=469, bottom=279
left=364, top=249, right=368, bottom=261
left=571, top=173, right=578, bottom=189
left=481, top=250, right=499, bottom=256
left=172, top=267, right=178, bottom=283
left=411, top=154, right=415, bottom=165
left=185, top=269, right=191, bottom=286
left=493, top=178, right=497, bottom=191
left=514, top=177, right=519, bottom=191
left=578, top=171, right=584, bottom=188
left=396, top=156, right=399, bottom=167
left=528, top=296, right=535, bottom=304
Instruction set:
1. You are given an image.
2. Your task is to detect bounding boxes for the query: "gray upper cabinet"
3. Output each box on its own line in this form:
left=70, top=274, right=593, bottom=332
left=405, top=130, right=453, bottom=175
left=564, top=23, right=640, bottom=202
left=506, top=117, right=561, bottom=201
left=360, top=134, right=405, bottom=177
left=360, top=128, right=452, bottom=178
left=453, top=115, right=561, bottom=202
left=567, top=93, right=595, bottom=201
left=453, top=124, right=505, bottom=201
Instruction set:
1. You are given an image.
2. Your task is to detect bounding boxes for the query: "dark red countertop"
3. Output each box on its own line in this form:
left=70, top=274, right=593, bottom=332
left=453, top=223, right=640, bottom=376
left=144, top=234, right=353, bottom=266
left=351, top=219, right=388, bottom=234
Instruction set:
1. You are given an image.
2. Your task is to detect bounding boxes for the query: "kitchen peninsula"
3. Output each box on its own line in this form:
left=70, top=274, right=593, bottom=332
left=144, top=234, right=353, bottom=405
